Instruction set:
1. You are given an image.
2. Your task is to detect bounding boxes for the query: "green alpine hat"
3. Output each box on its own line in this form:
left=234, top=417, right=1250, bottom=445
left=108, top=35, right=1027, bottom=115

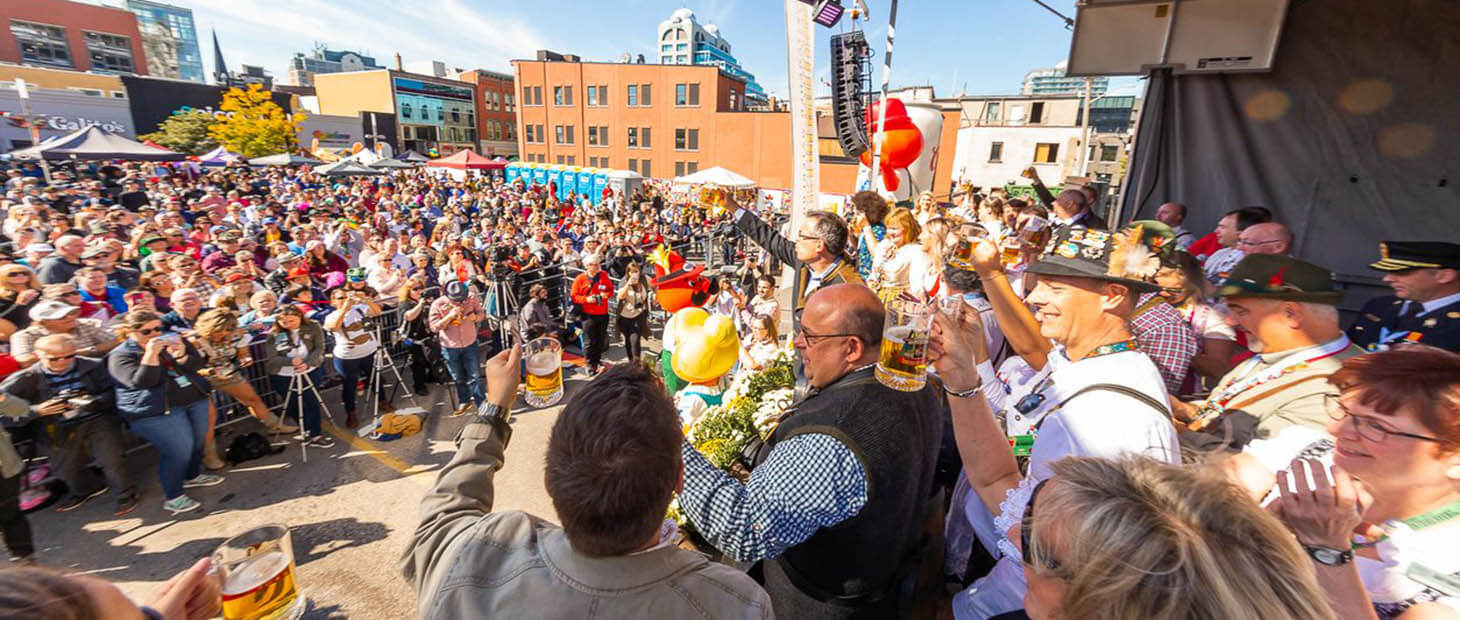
left=1216, top=254, right=1344, bottom=305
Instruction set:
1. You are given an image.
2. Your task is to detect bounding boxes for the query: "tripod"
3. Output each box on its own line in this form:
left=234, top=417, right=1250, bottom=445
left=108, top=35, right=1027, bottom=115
left=482, top=274, right=519, bottom=353
left=362, top=323, right=426, bottom=436
left=285, top=366, right=333, bottom=463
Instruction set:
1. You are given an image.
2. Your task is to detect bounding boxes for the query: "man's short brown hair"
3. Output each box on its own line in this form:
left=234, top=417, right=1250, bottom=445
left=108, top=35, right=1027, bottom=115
left=545, top=361, right=682, bottom=556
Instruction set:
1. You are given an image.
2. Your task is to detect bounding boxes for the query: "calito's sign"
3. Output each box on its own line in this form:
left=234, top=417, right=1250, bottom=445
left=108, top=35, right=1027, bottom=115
left=3, top=114, right=127, bottom=134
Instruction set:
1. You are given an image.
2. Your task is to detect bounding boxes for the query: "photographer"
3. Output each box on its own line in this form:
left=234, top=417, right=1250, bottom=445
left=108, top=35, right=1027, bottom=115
left=398, top=276, right=440, bottom=395
left=0, top=334, right=136, bottom=515
left=108, top=310, right=223, bottom=516
left=429, top=281, right=486, bottom=416
left=263, top=303, right=333, bottom=448
left=324, top=287, right=384, bottom=429
left=518, top=283, right=556, bottom=342
left=570, top=254, right=614, bottom=375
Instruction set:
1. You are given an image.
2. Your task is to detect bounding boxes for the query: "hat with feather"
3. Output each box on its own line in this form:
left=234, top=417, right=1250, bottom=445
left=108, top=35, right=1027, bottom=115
left=1025, top=221, right=1176, bottom=293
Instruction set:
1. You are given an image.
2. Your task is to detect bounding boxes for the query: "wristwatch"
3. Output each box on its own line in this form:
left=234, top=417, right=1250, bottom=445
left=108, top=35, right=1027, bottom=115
left=475, top=403, right=511, bottom=426
left=1302, top=544, right=1353, bottom=566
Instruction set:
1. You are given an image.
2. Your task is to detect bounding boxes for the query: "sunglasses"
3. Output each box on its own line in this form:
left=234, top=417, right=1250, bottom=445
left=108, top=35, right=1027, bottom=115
left=136, top=326, right=162, bottom=335
left=4, top=272, right=28, bottom=278
left=42, top=353, right=76, bottom=362
left=1020, top=478, right=1058, bottom=571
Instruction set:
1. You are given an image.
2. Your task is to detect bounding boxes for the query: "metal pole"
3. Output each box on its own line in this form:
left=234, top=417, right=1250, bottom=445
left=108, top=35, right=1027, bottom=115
left=1078, top=76, right=1093, bottom=177
left=869, top=0, right=898, bottom=197
left=14, top=79, right=52, bottom=184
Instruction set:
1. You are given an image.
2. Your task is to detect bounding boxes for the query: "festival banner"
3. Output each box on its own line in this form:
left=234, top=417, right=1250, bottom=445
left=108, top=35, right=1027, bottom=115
left=784, top=0, right=819, bottom=231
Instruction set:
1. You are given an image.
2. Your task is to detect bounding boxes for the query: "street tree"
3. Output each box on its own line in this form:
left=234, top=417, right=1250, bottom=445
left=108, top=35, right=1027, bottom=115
left=207, top=84, right=307, bottom=158
left=138, top=109, right=219, bottom=155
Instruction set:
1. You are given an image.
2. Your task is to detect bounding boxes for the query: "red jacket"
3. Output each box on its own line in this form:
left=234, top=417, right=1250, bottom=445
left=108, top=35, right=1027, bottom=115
left=571, top=271, right=614, bottom=316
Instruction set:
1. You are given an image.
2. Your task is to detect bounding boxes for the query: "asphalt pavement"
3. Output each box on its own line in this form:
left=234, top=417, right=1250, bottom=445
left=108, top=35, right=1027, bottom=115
left=11, top=364, right=598, bottom=620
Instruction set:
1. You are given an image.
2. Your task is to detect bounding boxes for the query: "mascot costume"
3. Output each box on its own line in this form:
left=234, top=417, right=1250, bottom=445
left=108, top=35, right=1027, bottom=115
left=668, top=307, right=739, bottom=427
left=648, top=245, right=719, bottom=395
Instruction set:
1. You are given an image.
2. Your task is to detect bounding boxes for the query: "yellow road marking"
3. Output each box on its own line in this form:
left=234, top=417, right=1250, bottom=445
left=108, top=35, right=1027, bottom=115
left=322, top=421, right=419, bottom=475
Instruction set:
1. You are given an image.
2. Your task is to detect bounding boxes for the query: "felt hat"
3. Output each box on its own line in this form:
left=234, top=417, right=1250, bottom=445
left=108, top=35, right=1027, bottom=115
left=1369, top=241, right=1460, bottom=272
left=670, top=307, right=740, bottom=384
left=1025, top=221, right=1175, bottom=293
left=1216, top=254, right=1344, bottom=305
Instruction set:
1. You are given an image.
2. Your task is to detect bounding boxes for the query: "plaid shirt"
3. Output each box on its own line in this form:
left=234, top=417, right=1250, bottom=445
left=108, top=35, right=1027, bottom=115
left=1130, top=293, right=1199, bottom=394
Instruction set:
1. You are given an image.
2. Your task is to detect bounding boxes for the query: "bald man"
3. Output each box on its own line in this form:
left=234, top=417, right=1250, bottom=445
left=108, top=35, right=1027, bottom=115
left=1155, top=202, right=1193, bottom=249
left=1238, top=222, right=1294, bottom=256
left=677, top=284, right=944, bottom=618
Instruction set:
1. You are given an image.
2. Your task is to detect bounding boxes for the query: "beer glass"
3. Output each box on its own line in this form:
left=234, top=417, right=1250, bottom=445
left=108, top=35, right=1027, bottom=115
left=876, top=299, right=934, bottom=392
left=948, top=226, right=989, bottom=271
left=524, top=337, right=564, bottom=407
left=215, top=524, right=304, bottom=620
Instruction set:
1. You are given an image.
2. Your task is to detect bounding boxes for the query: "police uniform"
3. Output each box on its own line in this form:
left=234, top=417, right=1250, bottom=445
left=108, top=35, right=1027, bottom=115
left=1347, top=241, right=1460, bottom=352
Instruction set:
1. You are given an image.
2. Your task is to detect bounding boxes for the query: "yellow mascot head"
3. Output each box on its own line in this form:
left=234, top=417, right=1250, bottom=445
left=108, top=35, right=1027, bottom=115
left=670, top=307, right=740, bottom=385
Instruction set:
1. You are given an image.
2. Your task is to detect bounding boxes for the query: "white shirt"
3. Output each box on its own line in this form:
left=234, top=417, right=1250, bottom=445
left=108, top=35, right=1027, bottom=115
left=1172, top=225, right=1195, bottom=249
left=1204, top=247, right=1246, bottom=283
left=1180, top=301, right=1238, bottom=342
left=328, top=304, right=379, bottom=359
left=954, top=348, right=1179, bottom=620
left=1406, top=291, right=1460, bottom=317
left=871, top=241, right=934, bottom=296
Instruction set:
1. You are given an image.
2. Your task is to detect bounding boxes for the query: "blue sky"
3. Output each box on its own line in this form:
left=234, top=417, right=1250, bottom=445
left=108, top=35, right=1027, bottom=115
left=132, top=0, right=1139, bottom=98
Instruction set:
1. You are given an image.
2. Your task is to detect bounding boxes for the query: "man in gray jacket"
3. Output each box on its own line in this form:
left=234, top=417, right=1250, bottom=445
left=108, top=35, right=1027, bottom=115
left=401, top=349, right=773, bottom=619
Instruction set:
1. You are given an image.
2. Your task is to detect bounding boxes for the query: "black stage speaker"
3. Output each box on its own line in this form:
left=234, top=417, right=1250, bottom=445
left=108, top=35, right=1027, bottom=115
left=830, top=31, right=871, bottom=159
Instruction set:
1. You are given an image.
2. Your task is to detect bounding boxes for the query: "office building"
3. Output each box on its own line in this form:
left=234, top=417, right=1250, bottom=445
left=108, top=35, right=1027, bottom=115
left=455, top=68, right=517, bottom=158
left=512, top=54, right=959, bottom=192
left=1, top=0, right=148, bottom=75
left=126, top=0, right=203, bottom=82
left=1021, top=61, right=1108, bottom=97
left=944, top=92, right=1138, bottom=193
left=656, top=8, right=767, bottom=109
left=312, top=69, right=478, bottom=155
left=287, top=45, right=385, bottom=87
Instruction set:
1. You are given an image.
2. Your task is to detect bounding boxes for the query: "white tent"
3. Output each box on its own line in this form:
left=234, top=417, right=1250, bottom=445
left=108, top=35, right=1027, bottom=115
left=607, top=169, right=644, bottom=198
left=339, top=149, right=382, bottom=165
left=671, top=166, right=755, bottom=188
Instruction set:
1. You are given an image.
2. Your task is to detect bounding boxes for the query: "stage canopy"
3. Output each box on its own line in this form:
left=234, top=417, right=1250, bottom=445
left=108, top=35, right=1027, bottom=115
left=316, top=160, right=384, bottom=177
left=673, top=166, right=755, bottom=188
left=9, top=125, right=184, bottom=161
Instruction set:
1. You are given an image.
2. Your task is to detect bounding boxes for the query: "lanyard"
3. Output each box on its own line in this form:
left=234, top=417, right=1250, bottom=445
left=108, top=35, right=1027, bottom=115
left=1207, top=337, right=1350, bottom=412
left=1354, top=500, right=1460, bottom=548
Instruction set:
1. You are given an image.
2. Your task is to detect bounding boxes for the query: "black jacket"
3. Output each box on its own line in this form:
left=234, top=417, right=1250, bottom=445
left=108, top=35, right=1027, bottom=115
left=0, top=357, right=117, bottom=424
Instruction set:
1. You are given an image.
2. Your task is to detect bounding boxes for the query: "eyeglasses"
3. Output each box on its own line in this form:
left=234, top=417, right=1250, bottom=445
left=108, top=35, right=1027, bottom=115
left=41, top=353, right=76, bottom=362
left=796, top=233, right=823, bottom=243
left=1237, top=238, right=1280, bottom=248
left=792, top=319, right=858, bottom=346
left=1325, top=393, right=1443, bottom=443
left=136, top=326, right=162, bottom=335
left=1020, top=478, right=1062, bottom=572
left=4, top=272, right=28, bottom=278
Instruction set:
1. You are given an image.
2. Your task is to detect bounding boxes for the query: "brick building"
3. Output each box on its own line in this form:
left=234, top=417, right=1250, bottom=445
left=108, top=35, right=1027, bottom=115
left=455, top=68, right=517, bottom=158
left=1, top=0, right=149, bottom=76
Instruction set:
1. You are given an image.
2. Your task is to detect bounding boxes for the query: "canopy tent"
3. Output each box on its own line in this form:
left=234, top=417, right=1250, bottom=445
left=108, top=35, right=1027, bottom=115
left=248, top=153, right=323, bottom=167
left=671, top=166, right=755, bottom=188
left=9, top=124, right=184, bottom=161
left=315, top=160, right=384, bottom=177
left=427, top=149, right=505, bottom=170
left=339, top=148, right=382, bottom=166
left=370, top=158, right=417, bottom=169
left=395, top=150, right=430, bottom=162
left=197, top=146, right=243, bottom=166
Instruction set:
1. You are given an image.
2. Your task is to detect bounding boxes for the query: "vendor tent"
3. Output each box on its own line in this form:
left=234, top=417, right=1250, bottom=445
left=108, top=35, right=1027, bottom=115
left=9, top=124, right=184, bottom=161
left=396, top=150, right=430, bottom=162
left=316, top=160, right=384, bottom=177
left=340, top=148, right=382, bottom=166
left=249, top=153, right=323, bottom=167
left=427, top=150, right=504, bottom=170
left=671, top=166, right=755, bottom=188
left=370, top=157, right=416, bottom=169
left=197, top=146, right=243, bottom=166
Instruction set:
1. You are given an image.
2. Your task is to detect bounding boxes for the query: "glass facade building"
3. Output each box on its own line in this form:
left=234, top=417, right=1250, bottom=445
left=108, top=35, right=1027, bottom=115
left=655, top=8, right=766, bottom=108
left=126, top=0, right=203, bottom=82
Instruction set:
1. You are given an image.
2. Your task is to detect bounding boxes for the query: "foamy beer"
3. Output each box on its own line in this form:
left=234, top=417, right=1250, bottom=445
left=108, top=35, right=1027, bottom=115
left=1002, top=215, right=1049, bottom=265
left=876, top=299, right=934, bottom=392
left=697, top=186, right=725, bottom=210
left=948, top=225, right=988, bottom=271
left=215, top=524, right=303, bottom=620
left=524, top=337, right=563, bottom=408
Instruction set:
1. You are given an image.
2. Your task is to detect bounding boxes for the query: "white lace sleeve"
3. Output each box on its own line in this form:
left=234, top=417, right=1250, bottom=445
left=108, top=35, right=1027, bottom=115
left=992, top=475, right=1037, bottom=559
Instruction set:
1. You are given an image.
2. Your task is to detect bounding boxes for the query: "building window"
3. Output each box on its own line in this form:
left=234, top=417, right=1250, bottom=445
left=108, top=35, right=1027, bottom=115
left=587, top=85, right=597, bottom=106
left=641, top=83, right=652, bottom=106
left=525, top=125, right=534, bottom=144
left=689, top=83, right=699, bottom=106
left=675, top=128, right=685, bottom=150
left=450, top=109, right=460, bottom=123
left=1029, top=102, right=1045, bottom=124
left=565, top=156, right=575, bottom=165
left=565, top=125, right=574, bottom=144
left=83, top=31, right=134, bottom=73
left=401, top=103, right=412, bottom=119
left=597, top=84, right=607, bottom=106
left=532, top=86, right=542, bottom=105
left=627, top=84, right=638, bottom=106
left=675, top=161, right=685, bottom=177
left=687, top=161, right=698, bottom=174
left=506, top=93, right=515, bottom=111
left=988, top=142, right=1003, bottom=163
left=676, top=83, right=687, bottom=106
left=11, top=20, right=72, bottom=69
left=729, top=89, right=738, bottom=111
left=983, top=101, right=1000, bottom=122
left=640, top=159, right=650, bottom=178
left=1034, top=142, right=1059, bottom=164
left=641, top=127, right=651, bottom=148
left=588, top=126, right=597, bottom=146
left=557, top=155, right=565, bottom=165
left=555, top=125, right=565, bottom=144
left=675, top=128, right=699, bottom=151
left=1099, top=144, right=1120, bottom=162
left=597, top=126, right=608, bottom=147
left=628, top=158, right=638, bottom=174
left=627, top=127, right=638, bottom=148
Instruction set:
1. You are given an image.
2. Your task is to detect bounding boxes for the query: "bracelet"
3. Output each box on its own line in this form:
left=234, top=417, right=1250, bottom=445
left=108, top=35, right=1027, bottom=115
left=943, top=378, right=983, bottom=398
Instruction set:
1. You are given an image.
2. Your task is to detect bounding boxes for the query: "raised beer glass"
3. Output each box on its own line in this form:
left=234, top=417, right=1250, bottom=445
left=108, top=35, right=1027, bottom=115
left=524, top=336, right=564, bottom=408
left=215, top=524, right=304, bottom=620
left=876, top=298, right=934, bottom=392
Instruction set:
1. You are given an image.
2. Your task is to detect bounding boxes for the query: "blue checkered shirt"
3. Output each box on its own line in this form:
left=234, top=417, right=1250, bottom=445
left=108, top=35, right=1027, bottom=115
left=678, top=433, right=868, bottom=563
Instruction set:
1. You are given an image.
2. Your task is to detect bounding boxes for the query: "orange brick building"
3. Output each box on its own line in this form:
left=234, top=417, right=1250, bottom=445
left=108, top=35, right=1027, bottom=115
left=456, top=68, right=518, bottom=158
left=0, top=0, right=149, bottom=76
left=512, top=56, right=959, bottom=196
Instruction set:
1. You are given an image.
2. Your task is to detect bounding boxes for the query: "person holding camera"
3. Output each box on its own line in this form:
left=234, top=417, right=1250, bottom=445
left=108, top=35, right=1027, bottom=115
left=324, top=287, right=384, bottom=429
left=264, top=305, right=334, bottom=448
left=0, top=333, right=136, bottom=515
left=615, top=261, right=650, bottom=364
left=570, top=254, right=614, bottom=375
left=398, top=276, right=440, bottom=395
left=430, top=281, right=487, bottom=416
left=108, top=309, right=223, bottom=516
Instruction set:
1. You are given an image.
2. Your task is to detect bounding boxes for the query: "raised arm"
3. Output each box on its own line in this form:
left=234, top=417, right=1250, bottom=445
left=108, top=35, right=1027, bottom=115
left=971, top=240, right=1050, bottom=369
left=732, top=206, right=799, bottom=269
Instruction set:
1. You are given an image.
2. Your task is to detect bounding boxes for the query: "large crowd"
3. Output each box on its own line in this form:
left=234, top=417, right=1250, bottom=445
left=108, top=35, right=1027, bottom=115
left=0, top=156, right=1458, bottom=620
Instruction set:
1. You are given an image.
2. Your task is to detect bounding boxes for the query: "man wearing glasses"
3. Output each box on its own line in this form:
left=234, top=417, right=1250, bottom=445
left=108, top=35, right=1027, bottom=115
left=678, top=284, right=943, bottom=618
left=728, top=197, right=863, bottom=312
left=1236, top=221, right=1294, bottom=256
left=1170, top=254, right=1364, bottom=452
left=1348, top=241, right=1460, bottom=352
left=0, top=334, right=137, bottom=515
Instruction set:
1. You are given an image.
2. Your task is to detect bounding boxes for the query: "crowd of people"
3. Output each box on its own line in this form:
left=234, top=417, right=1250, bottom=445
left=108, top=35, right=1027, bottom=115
left=1, top=153, right=1458, bottom=620
left=0, top=159, right=761, bottom=564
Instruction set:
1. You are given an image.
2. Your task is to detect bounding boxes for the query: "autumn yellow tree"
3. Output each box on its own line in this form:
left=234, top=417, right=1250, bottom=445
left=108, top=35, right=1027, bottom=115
left=207, top=84, right=307, bottom=158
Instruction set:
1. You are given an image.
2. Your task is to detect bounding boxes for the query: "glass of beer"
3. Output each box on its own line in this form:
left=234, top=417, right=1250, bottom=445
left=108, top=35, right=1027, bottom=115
left=876, top=299, right=934, bottom=392
left=948, top=225, right=989, bottom=271
left=215, top=524, right=304, bottom=620
left=524, top=337, right=564, bottom=408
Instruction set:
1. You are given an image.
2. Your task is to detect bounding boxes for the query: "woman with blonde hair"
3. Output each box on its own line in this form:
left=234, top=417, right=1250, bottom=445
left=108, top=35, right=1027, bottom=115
left=869, top=207, right=933, bottom=302
left=914, top=190, right=940, bottom=227
left=1017, top=456, right=1334, bottom=620
left=918, top=217, right=955, bottom=297
left=188, top=308, right=296, bottom=439
left=0, top=264, right=41, bottom=330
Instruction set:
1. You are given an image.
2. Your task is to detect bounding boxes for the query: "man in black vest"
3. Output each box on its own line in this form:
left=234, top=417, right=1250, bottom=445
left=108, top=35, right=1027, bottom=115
left=678, top=284, right=944, bottom=618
